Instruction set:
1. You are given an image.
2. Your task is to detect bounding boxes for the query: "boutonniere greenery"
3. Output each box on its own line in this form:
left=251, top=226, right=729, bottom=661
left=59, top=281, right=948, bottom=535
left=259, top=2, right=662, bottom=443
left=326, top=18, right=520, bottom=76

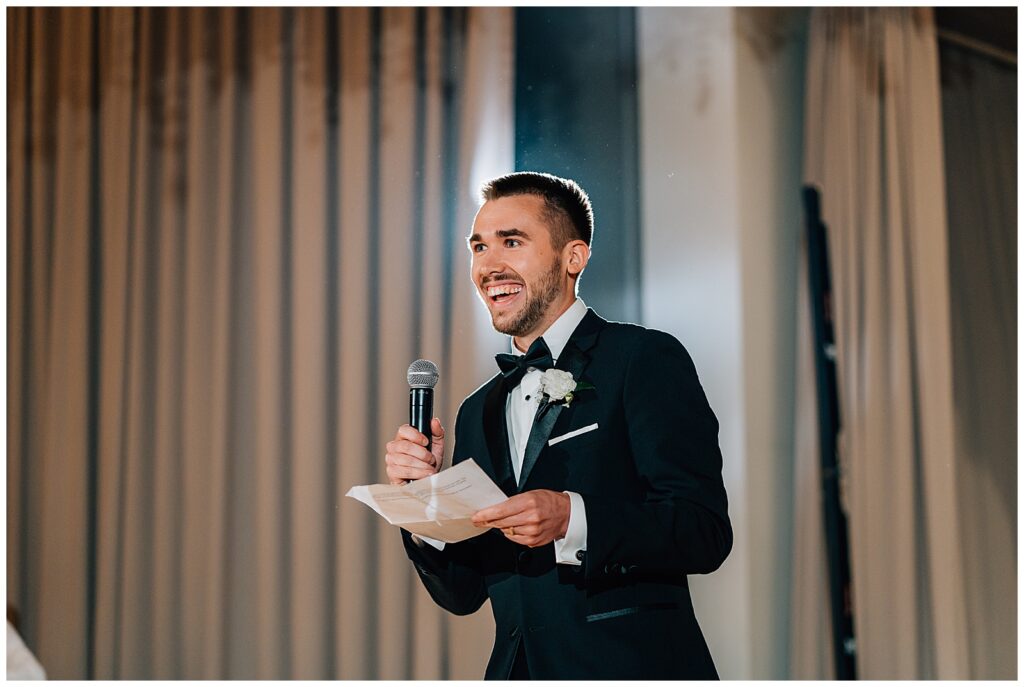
left=538, top=369, right=595, bottom=409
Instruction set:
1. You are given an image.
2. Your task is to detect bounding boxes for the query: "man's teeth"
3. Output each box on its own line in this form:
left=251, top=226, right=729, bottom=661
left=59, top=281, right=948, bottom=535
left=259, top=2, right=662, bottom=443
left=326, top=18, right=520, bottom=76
left=487, top=285, right=523, bottom=298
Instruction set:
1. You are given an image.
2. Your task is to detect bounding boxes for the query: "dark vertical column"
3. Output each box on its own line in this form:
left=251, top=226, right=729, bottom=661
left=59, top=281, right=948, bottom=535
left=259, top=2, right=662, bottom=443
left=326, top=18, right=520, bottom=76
left=364, top=7, right=382, bottom=678
left=404, top=7, right=429, bottom=680
left=514, top=7, right=642, bottom=324
left=802, top=186, right=857, bottom=680
left=85, top=6, right=103, bottom=679
left=322, top=8, right=340, bottom=678
left=223, top=6, right=255, bottom=677
left=112, top=7, right=143, bottom=676
left=437, top=7, right=465, bottom=680
left=16, top=4, right=37, bottom=655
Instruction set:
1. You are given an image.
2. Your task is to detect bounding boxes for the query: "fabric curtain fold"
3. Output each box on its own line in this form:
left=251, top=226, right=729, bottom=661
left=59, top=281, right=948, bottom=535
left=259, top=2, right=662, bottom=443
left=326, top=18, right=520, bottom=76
left=939, top=40, right=1017, bottom=680
left=794, top=7, right=975, bottom=679
left=7, top=6, right=512, bottom=679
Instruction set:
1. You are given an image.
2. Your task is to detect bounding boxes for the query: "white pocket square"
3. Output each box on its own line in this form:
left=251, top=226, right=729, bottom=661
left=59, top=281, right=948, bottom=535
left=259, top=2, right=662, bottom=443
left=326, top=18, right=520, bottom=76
left=548, top=423, right=599, bottom=446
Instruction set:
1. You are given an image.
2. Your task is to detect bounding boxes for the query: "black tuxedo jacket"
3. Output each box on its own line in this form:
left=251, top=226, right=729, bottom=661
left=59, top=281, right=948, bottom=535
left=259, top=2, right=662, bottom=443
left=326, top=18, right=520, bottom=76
left=402, top=309, right=732, bottom=679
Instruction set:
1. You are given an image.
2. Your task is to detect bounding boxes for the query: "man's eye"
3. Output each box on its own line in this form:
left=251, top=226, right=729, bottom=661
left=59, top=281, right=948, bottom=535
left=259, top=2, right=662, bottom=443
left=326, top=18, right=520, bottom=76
left=505, top=239, right=521, bottom=248
left=472, top=244, right=485, bottom=252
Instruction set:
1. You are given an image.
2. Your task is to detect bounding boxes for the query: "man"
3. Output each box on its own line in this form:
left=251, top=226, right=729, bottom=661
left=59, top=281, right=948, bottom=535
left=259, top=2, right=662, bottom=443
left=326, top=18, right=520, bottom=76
left=384, top=172, right=731, bottom=679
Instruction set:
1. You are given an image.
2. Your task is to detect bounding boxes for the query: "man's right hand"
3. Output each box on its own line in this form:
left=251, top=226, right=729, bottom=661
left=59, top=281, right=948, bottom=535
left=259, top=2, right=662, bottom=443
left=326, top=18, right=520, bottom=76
left=385, top=418, right=445, bottom=485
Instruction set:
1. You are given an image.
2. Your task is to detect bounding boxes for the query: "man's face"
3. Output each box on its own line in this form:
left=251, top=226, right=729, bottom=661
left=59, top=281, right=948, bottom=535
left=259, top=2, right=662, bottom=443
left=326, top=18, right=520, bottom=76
left=468, top=195, right=569, bottom=338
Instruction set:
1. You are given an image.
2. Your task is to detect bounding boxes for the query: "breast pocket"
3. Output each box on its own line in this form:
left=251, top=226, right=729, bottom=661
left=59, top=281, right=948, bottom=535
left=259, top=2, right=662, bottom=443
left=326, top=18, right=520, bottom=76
left=586, top=602, right=680, bottom=623
left=548, top=422, right=600, bottom=447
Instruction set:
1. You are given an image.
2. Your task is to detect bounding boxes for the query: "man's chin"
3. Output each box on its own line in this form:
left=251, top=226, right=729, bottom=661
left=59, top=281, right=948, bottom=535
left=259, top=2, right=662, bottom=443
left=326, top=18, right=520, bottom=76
left=488, top=312, right=517, bottom=336
left=487, top=307, right=526, bottom=337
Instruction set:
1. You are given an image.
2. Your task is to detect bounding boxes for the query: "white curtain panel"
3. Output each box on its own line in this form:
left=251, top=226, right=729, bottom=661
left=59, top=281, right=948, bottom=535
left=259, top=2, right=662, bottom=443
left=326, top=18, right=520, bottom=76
left=940, top=40, right=1017, bottom=680
left=7, top=7, right=512, bottom=679
left=796, top=7, right=969, bottom=679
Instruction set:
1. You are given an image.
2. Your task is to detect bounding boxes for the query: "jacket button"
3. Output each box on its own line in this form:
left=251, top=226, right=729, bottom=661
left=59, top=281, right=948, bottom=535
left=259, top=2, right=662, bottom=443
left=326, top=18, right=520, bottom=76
left=618, top=564, right=628, bottom=575
left=518, top=550, right=532, bottom=565
left=509, top=626, right=520, bottom=639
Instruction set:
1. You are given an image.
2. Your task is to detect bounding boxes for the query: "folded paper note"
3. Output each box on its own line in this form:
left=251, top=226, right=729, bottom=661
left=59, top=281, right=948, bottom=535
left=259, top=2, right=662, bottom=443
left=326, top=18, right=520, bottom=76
left=345, top=459, right=508, bottom=543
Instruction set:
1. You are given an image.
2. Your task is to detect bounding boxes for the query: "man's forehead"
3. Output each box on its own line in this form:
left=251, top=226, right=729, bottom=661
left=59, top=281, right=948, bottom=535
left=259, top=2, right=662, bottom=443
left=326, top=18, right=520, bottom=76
left=471, top=195, right=547, bottom=236
left=480, top=194, right=547, bottom=218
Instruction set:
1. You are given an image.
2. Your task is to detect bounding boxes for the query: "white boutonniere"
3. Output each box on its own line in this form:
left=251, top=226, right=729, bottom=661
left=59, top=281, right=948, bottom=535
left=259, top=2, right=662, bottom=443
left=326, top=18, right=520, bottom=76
left=538, top=369, right=595, bottom=409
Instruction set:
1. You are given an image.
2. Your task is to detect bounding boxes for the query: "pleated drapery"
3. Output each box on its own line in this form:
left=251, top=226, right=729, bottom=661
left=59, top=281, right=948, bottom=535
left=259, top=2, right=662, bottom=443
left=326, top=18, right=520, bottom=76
left=793, top=7, right=976, bottom=679
left=939, top=40, right=1017, bottom=680
left=7, top=6, right=512, bottom=679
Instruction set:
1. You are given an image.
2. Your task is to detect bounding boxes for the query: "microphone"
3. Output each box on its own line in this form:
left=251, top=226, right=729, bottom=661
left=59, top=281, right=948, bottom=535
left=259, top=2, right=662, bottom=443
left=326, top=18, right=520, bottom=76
left=407, top=359, right=439, bottom=458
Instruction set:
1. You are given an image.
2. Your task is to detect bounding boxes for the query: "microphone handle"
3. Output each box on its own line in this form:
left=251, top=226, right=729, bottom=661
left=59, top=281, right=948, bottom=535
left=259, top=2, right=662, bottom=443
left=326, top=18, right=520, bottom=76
left=409, top=387, right=433, bottom=456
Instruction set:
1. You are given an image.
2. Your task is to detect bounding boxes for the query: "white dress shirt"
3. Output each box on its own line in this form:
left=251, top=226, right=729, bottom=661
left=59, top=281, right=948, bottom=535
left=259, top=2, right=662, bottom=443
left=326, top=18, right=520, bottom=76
left=418, top=299, right=590, bottom=565
left=505, top=298, right=588, bottom=565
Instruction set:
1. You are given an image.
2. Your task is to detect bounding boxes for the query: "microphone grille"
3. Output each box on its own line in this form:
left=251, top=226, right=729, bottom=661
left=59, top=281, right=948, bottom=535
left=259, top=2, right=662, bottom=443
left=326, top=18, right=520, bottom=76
left=407, top=359, right=439, bottom=389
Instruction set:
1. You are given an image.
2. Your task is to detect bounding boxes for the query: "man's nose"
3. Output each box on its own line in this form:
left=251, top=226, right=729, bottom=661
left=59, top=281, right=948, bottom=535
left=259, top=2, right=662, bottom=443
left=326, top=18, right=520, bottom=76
left=475, top=249, right=505, bottom=278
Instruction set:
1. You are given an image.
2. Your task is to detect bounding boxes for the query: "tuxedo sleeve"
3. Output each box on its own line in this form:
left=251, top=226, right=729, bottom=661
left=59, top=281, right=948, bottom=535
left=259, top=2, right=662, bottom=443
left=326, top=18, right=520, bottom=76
left=581, top=330, right=732, bottom=580
left=401, top=404, right=489, bottom=616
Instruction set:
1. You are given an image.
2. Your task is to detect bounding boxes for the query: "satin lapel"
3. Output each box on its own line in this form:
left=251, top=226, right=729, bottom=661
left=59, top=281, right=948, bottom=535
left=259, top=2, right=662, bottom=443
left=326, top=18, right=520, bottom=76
left=481, top=377, right=517, bottom=495
left=516, top=311, right=603, bottom=491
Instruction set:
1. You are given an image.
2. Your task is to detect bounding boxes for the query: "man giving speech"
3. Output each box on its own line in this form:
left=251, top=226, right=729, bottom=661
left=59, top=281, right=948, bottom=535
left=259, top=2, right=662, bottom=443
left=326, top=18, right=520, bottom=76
left=383, top=172, right=732, bottom=679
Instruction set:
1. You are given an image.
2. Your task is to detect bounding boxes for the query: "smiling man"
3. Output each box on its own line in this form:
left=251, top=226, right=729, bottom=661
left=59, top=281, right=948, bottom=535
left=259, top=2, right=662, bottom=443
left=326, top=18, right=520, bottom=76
left=384, top=172, right=732, bottom=680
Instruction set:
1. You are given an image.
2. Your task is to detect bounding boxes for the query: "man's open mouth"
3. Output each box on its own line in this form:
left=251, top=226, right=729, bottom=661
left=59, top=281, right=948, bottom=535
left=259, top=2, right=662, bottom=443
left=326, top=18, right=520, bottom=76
left=485, top=283, right=524, bottom=307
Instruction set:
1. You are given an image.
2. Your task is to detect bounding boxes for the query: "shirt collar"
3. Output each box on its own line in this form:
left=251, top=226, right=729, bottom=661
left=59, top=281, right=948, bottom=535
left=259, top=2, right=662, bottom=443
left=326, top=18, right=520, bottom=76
left=510, top=298, right=588, bottom=363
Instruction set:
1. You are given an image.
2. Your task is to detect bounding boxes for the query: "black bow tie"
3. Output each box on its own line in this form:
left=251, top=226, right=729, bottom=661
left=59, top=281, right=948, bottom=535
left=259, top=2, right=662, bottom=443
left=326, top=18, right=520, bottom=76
left=496, top=337, right=555, bottom=391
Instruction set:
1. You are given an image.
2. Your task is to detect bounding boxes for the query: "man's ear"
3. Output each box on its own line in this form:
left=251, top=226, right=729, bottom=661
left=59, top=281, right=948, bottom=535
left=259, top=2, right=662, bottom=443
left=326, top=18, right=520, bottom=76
left=565, top=240, right=590, bottom=277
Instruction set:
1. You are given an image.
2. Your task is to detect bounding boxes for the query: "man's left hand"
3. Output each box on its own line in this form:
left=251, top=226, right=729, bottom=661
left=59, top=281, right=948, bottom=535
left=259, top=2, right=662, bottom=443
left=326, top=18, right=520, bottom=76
left=472, top=490, right=571, bottom=548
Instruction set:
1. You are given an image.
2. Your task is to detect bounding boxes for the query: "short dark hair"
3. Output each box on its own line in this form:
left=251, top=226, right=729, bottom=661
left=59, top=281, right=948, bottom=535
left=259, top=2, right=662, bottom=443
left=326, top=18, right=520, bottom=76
left=480, top=171, right=594, bottom=248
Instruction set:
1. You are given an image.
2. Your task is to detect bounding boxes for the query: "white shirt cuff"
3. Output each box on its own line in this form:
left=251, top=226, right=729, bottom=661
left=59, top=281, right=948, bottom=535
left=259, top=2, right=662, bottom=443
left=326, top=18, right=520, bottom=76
left=412, top=533, right=446, bottom=551
left=554, top=491, right=587, bottom=566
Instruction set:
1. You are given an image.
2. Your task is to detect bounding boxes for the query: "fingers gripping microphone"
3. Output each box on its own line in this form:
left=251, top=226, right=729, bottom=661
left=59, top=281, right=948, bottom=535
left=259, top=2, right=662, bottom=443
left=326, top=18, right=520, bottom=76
left=407, top=360, right=439, bottom=455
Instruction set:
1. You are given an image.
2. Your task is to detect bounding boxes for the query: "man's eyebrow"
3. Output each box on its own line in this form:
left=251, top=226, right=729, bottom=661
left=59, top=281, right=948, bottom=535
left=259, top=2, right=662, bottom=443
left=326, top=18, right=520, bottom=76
left=466, top=228, right=529, bottom=243
left=497, top=228, right=528, bottom=239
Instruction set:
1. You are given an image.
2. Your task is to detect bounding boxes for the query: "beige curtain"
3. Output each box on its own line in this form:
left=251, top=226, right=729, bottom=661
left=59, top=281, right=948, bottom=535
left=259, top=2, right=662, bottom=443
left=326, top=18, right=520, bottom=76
left=795, top=8, right=971, bottom=679
left=940, top=40, right=1017, bottom=680
left=7, top=6, right=511, bottom=679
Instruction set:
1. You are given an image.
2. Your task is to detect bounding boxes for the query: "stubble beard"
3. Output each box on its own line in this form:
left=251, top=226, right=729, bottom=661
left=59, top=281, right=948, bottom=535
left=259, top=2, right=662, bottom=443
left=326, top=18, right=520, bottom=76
left=490, top=258, right=564, bottom=338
